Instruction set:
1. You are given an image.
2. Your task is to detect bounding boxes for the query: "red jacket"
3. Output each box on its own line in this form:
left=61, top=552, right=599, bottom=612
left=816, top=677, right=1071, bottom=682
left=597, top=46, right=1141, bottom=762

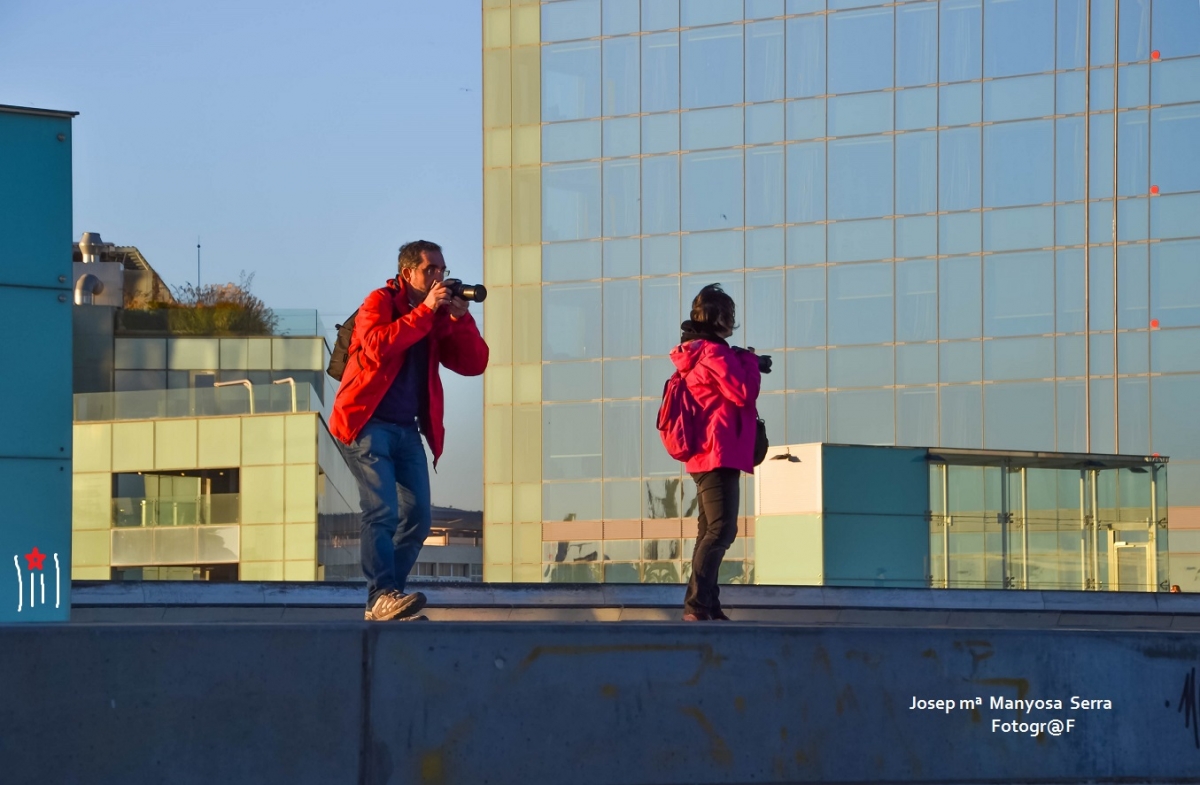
left=670, top=339, right=761, bottom=474
left=329, top=277, right=489, bottom=464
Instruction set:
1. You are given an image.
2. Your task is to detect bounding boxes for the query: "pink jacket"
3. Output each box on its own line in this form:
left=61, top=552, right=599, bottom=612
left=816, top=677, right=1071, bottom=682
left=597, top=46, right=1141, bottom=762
left=670, top=339, right=762, bottom=474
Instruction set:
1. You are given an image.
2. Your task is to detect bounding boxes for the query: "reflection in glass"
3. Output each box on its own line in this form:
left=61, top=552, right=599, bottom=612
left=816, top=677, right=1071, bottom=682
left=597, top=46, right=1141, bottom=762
left=604, top=359, right=640, bottom=399
left=642, top=235, right=679, bottom=276
left=544, top=362, right=602, bottom=402
left=897, top=388, right=937, bottom=446
left=984, top=207, right=1054, bottom=253
left=941, top=384, right=982, bottom=448
left=828, top=7, right=893, bottom=94
left=1151, top=105, right=1200, bottom=194
left=746, top=270, right=785, bottom=350
left=829, top=137, right=892, bottom=220
left=1117, top=245, right=1149, bottom=329
left=984, top=383, right=1054, bottom=450
left=747, top=147, right=785, bottom=227
left=984, top=74, right=1054, bottom=122
left=747, top=228, right=784, bottom=268
left=681, top=231, right=744, bottom=274
left=641, top=33, right=679, bottom=113
left=786, top=142, right=825, bottom=223
left=830, top=389, right=895, bottom=445
left=542, top=41, right=601, bottom=122
left=786, top=391, right=827, bottom=444
left=984, top=337, right=1054, bottom=381
left=642, top=155, right=679, bottom=235
left=828, top=263, right=893, bottom=346
left=682, top=150, right=743, bottom=231
left=1151, top=240, right=1200, bottom=329
left=603, top=159, right=640, bottom=238
left=543, top=163, right=601, bottom=242
left=682, top=26, right=743, bottom=109
left=829, top=345, right=893, bottom=388
left=786, top=99, right=825, bottom=141
left=604, top=238, right=640, bottom=278
left=787, top=348, right=826, bottom=390
left=941, top=341, right=982, bottom=384
left=603, top=0, right=639, bottom=35
left=897, top=344, right=938, bottom=385
left=681, top=106, right=743, bottom=151
left=541, top=0, right=600, bottom=42
left=940, top=82, right=981, bottom=127
left=642, top=277, right=681, bottom=357
left=940, top=0, right=982, bottom=82
left=897, top=260, right=937, bottom=342
left=543, top=403, right=602, bottom=481
left=896, top=2, right=938, bottom=87
left=604, top=279, right=640, bottom=358
left=785, top=15, right=825, bottom=98
left=787, top=266, right=826, bottom=347
left=604, top=401, right=641, bottom=479
left=747, top=103, right=785, bottom=144
left=746, top=21, right=785, bottom=103
left=983, top=252, right=1054, bottom=337
left=543, top=121, right=601, bottom=163
left=984, top=121, right=1054, bottom=208
left=940, top=258, right=982, bottom=339
left=896, top=132, right=936, bottom=215
left=1056, top=116, right=1085, bottom=202
left=604, top=117, right=639, bottom=158
left=983, top=0, right=1053, bottom=77
left=896, top=87, right=937, bottom=130
left=603, top=37, right=640, bottom=117
left=543, top=241, right=602, bottom=282
left=642, top=0, right=678, bottom=32
left=543, top=283, right=601, bottom=361
left=940, top=128, right=981, bottom=211
left=897, top=216, right=936, bottom=259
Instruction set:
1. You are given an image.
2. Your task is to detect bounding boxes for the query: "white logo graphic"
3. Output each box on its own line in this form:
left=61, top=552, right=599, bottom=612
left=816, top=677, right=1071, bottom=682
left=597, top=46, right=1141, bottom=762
left=13, top=548, right=60, bottom=612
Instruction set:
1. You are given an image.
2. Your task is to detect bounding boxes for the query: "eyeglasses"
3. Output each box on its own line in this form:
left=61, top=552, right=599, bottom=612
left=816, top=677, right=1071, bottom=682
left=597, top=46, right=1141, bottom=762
left=417, top=265, right=448, bottom=280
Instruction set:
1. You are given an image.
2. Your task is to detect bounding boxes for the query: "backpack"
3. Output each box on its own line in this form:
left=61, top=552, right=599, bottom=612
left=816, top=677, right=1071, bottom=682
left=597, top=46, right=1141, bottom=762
left=326, top=309, right=359, bottom=381
left=326, top=286, right=401, bottom=381
left=657, top=370, right=704, bottom=461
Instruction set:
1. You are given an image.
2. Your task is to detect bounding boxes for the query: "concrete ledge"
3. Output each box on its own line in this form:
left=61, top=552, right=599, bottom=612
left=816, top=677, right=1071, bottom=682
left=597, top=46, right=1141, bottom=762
left=4, top=622, right=1200, bottom=784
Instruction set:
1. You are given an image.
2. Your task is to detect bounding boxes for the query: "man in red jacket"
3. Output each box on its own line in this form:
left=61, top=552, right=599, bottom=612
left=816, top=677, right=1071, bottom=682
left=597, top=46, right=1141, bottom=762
left=331, top=240, right=489, bottom=621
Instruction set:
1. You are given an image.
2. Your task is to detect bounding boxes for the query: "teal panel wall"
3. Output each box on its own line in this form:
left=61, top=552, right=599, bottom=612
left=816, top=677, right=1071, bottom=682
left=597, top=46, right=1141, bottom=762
left=822, top=445, right=930, bottom=515
left=823, top=513, right=930, bottom=588
left=0, top=107, right=74, bottom=622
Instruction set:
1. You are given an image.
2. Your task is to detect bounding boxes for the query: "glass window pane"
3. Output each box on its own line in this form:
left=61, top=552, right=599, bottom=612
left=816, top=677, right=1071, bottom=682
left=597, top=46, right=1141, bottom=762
left=747, top=227, right=784, bottom=268
left=787, top=143, right=826, bottom=223
left=681, top=25, right=743, bottom=109
left=544, top=482, right=603, bottom=522
left=604, top=117, right=639, bottom=157
left=543, top=163, right=601, bottom=242
left=941, top=341, right=982, bottom=383
left=941, top=384, right=982, bottom=447
left=786, top=391, right=827, bottom=444
left=641, top=33, right=679, bottom=113
left=983, top=120, right=1053, bottom=208
left=830, top=389, right=895, bottom=445
left=746, top=21, right=785, bottom=103
left=940, top=82, right=982, bottom=127
left=747, top=147, right=785, bottom=227
left=828, top=137, right=892, bottom=220
left=896, top=2, right=938, bottom=87
left=828, top=218, right=892, bottom=263
left=681, top=106, right=742, bottom=151
left=543, top=121, right=601, bottom=162
left=1151, top=327, right=1200, bottom=374
left=1151, top=375, right=1200, bottom=459
left=1090, top=0, right=1116, bottom=66
left=748, top=0, right=785, bottom=19
left=896, top=132, right=936, bottom=215
left=1118, top=63, right=1149, bottom=109
left=983, top=206, right=1054, bottom=253
left=746, top=103, right=785, bottom=145
left=542, top=0, right=600, bottom=42
left=603, top=0, right=640, bottom=35
left=787, top=348, right=826, bottom=390
left=603, top=159, right=640, bottom=238
left=544, top=403, right=602, bottom=481
left=984, top=383, right=1055, bottom=450
left=542, top=42, right=601, bottom=122
left=1089, top=113, right=1114, bottom=199
left=642, top=277, right=681, bottom=356
left=603, top=37, right=640, bottom=116
left=983, top=0, right=1054, bottom=77
left=642, top=155, right=680, bottom=235
left=786, top=15, right=826, bottom=98
left=1151, top=192, right=1200, bottom=240
left=604, top=401, right=641, bottom=478
left=897, top=215, right=936, bottom=258
left=828, top=7, right=894, bottom=94
left=897, top=344, right=938, bottom=385
left=787, top=266, right=826, bottom=347
left=604, top=279, right=640, bottom=358
left=828, top=262, right=893, bottom=345
left=1057, top=0, right=1087, bottom=69
left=940, top=128, right=981, bottom=211
left=940, top=0, right=982, bottom=82
left=1056, top=116, right=1085, bottom=202
left=1057, top=334, right=1085, bottom=377
left=680, top=0, right=741, bottom=26
left=1056, top=70, right=1085, bottom=114
left=642, top=0, right=679, bottom=32
left=1152, top=0, right=1200, bottom=59
left=786, top=98, right=826, bottom=140
left=1117, top=245, right=1149, bottom=330
left=896, top=87, right=937, bottom=130
left=827, top=92, right=892, bottom=137
left=544, top=362, right=602, bottom=401
left=1151, top=105, right=1200, bottom=194
left=681, top=150, right=743, bottom=231
left=983, top=74, right=1054, bottom=122
left=983, top=252, right=1054, bottom=337
left=746, top=270, right=786, bottom=350
left=1151, top=57, right=1200, bottom=106
left=984, top=336, right=1054, bottom=381
left=604, top=238, right=640, bottom=278
left=643, top=235, right=680, bottom=275
left=829, top=345, right=893, bottom=388
left=543, top=241, right=602, bottom=282
left=897, top=260, right=937, bottom=342
left=787, top=223, right=825, bottom=265
left=681, top=231, right=743, bottom=274
left=544, top=283, right=602, bottom=361
left=897, top=387, right=937, bottom=446
left=1151, top=240, right=1200, bottom=329
left=641, top=113, right=678, bottom=154
left=604, top=358, right=641, bottom=398
left=940, top=257, right=982, bottom=339
left=940, top=212, right=981, bottom=256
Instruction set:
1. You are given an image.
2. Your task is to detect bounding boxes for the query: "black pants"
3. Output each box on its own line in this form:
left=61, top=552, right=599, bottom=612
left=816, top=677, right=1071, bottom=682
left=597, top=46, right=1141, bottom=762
left=684, top=468, right=741, bottom=616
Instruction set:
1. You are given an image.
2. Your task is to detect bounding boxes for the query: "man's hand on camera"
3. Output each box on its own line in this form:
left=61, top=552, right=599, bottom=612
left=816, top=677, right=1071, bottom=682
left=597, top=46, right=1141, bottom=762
left=423, top=281, right=452, bottom=312
left=446, top=297, right=470, bottom=320
left=757, top=354, right=773, bottom=374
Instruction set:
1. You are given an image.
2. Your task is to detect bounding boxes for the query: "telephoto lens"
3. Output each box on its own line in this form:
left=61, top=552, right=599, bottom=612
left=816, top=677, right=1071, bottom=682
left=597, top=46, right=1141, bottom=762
left=444, top=278, right=488, bottom=303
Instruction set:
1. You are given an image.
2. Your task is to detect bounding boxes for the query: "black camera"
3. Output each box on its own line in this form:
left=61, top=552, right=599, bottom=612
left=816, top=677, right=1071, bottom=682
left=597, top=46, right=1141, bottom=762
left=444, top=278, right=487, bottom=303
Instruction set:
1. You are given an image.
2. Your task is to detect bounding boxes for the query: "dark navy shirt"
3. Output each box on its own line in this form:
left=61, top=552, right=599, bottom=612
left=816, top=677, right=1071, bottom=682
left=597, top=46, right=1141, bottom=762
left=372, top=337, right=428, bottom=426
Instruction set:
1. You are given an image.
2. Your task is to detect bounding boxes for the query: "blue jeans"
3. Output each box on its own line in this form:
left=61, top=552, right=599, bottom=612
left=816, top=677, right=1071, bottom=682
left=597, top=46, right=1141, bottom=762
left=339, top=419, right=431, bottom=608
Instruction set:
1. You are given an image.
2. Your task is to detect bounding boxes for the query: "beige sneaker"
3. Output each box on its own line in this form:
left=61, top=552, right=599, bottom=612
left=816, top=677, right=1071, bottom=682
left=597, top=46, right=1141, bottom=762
left=365, top=590, right=426, bottom=622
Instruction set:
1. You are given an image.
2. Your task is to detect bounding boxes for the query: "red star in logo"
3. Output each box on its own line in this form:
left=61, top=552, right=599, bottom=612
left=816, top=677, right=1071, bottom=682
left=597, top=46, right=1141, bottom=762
left=24, top=547, right=46, bottom=571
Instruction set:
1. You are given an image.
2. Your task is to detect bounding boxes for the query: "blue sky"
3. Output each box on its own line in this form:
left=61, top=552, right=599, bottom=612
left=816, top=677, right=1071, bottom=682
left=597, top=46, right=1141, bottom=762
left=1, top=0, right=486, bottom=509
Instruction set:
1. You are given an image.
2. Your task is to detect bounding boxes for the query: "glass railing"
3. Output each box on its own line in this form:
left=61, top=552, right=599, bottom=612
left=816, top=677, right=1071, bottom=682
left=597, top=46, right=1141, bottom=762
left=74, top=383, right=322, bottom=422
left=274, top=309, right=327, bottom=337
left=113, top=494, right=240, bottom=527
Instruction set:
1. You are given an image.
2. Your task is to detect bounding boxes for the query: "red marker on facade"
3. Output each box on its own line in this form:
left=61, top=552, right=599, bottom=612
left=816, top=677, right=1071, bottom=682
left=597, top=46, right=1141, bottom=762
left=1151, top=50, right=1161, bottom=61
left=1151, top=319, right=1160, bottom=329
left=1150, top=185, right=1160, bottom=195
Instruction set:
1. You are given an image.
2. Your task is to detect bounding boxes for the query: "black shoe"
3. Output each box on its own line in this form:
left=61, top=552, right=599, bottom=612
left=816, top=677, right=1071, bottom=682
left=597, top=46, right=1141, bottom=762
left=711, top=609, right=731, bottom=621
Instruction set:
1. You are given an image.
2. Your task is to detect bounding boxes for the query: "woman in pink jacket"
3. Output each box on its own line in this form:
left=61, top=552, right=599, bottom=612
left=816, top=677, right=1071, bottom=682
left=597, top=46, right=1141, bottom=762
left=670, top=284, right=768, bottom=621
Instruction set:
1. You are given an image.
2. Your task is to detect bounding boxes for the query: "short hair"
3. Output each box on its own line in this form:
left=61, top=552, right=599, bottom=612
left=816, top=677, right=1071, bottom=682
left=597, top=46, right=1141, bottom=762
left=690, top=283, right=737, bottom=333
left=398, top=240, right=443, bottom=272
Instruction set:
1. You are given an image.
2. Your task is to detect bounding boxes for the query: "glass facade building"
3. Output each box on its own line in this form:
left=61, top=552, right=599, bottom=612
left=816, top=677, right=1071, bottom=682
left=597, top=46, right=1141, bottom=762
left=481, top=0, right=1200, bottom=588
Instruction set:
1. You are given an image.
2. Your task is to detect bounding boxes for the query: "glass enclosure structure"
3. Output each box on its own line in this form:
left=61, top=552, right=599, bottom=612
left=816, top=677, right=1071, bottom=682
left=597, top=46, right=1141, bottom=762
left=481, top=0, right=1200, bottom=587
left=929, top=448, right=1168, bottom=591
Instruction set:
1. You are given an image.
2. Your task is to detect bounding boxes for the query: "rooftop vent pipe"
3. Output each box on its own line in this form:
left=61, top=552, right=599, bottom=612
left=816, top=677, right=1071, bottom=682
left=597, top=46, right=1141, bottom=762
left=79, top=231, right=104, bottom=264
left=74, top=273, right=104, bottom=305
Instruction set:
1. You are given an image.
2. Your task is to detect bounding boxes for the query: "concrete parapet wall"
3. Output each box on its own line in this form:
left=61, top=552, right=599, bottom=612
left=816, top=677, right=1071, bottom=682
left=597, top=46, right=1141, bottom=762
left=3, top=622, right=1200, bottom=784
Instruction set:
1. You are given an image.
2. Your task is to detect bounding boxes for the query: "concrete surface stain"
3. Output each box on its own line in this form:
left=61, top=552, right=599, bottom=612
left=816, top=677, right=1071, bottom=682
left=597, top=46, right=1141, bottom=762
left=835, top=684, right=858, bottom=716
left=780, top=726, right=789, bottom=741
left=734, top=696, right=746, bottom=714
left=419, top=751, right=444, bottom=784
left=921, top=648, right=938, bottom=659
left=765, top=658, right=784, bottom=698
left=1139, top=643, right=1200, bottom=660
left=845, top=650, right=883, bottom=668
left=813, top=645, right=833, bottom=675
left=680, top=705, right=734, bottom=766
left=600, top=684, right=619, bottom=699
left=516, top=644, right=727, bottom=686
left=974, top=677, right=1031, bottom=720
